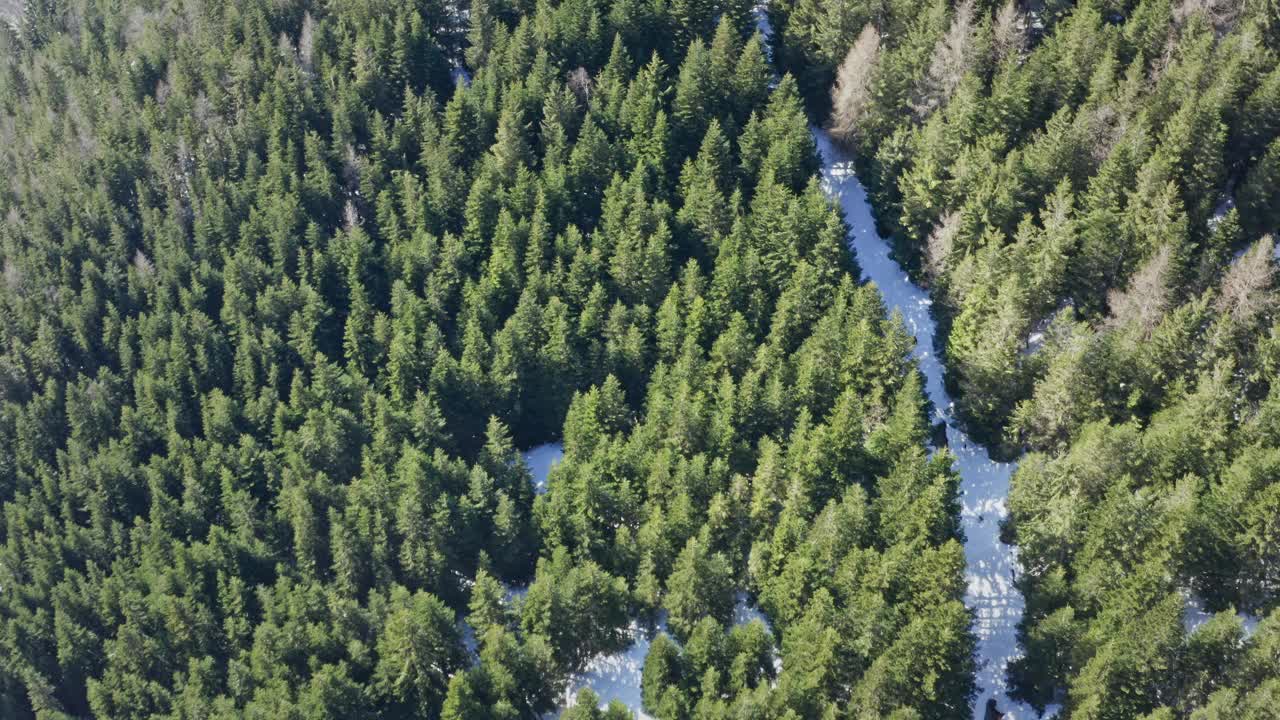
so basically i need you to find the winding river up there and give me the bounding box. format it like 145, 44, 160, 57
531, 134, 1044, 720
814, 130, 1041, 719
536, 12, 1043, 717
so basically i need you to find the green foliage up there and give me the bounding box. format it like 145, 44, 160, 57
0, 0, 969, 718
785, 0, 1280, 715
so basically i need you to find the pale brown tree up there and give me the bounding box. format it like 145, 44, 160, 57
1215, 234, 1275, 323
993, 0, 1026, 64
911, 0, 976, 119
829, 23, 881, 146
1106, 244, 1173, 335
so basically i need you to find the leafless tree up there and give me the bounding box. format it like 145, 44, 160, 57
3, 257, 22, 293
299, 12, 316, 74
1174, 0, 1242, 34
343, 199, 361, 230
1216, 235, 1275, 322
925, 210, 961, 284
154, 65, 173, 105
993, 0, 1027, 64
278, 31, 296, 62
133, 249, 155, 278
829, 24, 881, 146
912, 0, 977, 119
567, 66, 592, 101
343, 144, 363, 193
0, 1, 22, 30
1082, 103, 1125, 165
1107, 244, 1172, 335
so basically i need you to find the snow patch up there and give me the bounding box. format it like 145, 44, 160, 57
753, 4, 774, 63
523, 443, 564, 495
550, 596, 777, 718
1182, 591, 1261, 638
732, 591, 773, 631
733, 592, 783, 675
1208, 194, 1235, 232
814, 128, 1038, 719
1024, 331, 1045, 356
450, 64, 472, 88
555, 616, 667, 719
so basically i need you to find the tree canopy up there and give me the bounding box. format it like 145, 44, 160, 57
0, 1, 973, 718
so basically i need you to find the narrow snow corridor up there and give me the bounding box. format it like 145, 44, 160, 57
814, 130, 1038, 719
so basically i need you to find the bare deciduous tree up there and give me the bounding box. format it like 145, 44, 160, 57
1083, 103, 1124, 165
343, 199, 361, 230
299, 12, 316, 74
1107, 244, 1173, 335
3, 257, 22, 293
925, 209, 961, 283
993, 0, 1026, 64
567, 66, 592, 101
1174, 0, 1243, 34
277, 31, 296, 63
1216, 235, 1275, 322
912, 0, 976, 119
133, 249, 155, 278
829, 24, 881, 146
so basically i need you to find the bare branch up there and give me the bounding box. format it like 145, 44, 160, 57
1216, 235, 1275, 322
912, 0, 977, 119
993, 0, 1027, 64
829, 24, 881, 146
1107, 244, 1173, 335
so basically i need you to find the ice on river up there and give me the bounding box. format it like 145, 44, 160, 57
523, 443, 564, 495
814, 128, 1040, 719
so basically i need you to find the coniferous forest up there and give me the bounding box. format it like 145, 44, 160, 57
0, 1, 1277, 719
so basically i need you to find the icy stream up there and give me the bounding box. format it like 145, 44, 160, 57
814, 130, 1042, 718
526, 11, 1041, 715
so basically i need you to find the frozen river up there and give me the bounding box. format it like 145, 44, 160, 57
527, 11, 1040, 715
814, 130, 1042, 718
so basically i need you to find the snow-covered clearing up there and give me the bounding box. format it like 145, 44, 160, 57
554, 594, 777, 718
815, 129, 1039, 719
556, 616, 665, 719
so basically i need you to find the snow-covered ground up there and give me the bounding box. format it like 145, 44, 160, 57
554, 594, 776, 718
523, 442, 564, 495
815, 129, 1039, 719
557, 616, 666, 719
753, 4, 774, 62
1182, 591, 1261, 637
450, 64, 472, 87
